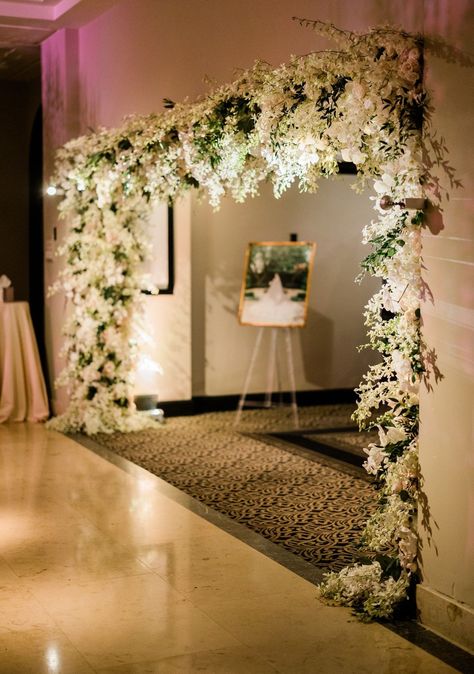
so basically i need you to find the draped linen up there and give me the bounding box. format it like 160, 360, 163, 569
0, 302, 49, 422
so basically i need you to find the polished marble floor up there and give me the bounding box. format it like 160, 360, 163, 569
0, 422, 462, 673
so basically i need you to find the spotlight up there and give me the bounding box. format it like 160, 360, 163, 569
46, 185, 57, 196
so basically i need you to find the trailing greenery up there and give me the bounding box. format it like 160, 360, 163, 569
47, 21, 439, 620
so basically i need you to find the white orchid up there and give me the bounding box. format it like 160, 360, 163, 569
363, 443, 387, 475
47, 22, 428, 619
378, 425, 408, 447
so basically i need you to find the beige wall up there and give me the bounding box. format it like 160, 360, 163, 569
42, 28, 81, 413
137, 196, 192, 401
417, 1, 474, 648
191, 181, 378, 396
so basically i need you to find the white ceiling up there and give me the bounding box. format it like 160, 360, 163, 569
0, 1, 84, 26
0, 0, 120, 79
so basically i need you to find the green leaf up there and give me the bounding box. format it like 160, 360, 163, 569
184, 174, 200, 188
117, 138, 132, 151
411, 211, 424, 226
86, 386, 97, 401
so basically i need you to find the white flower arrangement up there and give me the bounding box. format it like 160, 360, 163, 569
47, 22, 437, 619
321, 561, 411, 621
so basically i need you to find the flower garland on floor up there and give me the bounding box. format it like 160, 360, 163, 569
48, 21, 433, 619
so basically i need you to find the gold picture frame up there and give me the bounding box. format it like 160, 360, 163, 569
238, 241, 317, 328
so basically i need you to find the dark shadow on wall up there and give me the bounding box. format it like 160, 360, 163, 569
29, 105, 50, 396
298, 308, 334, 388
0, 81, 33, 302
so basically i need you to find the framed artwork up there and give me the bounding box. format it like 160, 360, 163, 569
142, 201, 175, 294
238, 241, 317, 327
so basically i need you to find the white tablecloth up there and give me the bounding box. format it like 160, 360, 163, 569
0, 302, 49, 422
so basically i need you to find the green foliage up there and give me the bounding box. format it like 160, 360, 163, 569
246, 245, 311, 290
87, 149, 116, 167
86, 386, 97, 401
361, 219, 408, 275
315, 76, 350, 125
193, 95, 261, 166
117, 138, 132, 151
377, 554, 402, 581
78, 351, 93, 367
291, 292, 307, 301
283, 81, 307, 113
184, 174, 200, 188
383, 439, 410, 462
252, 244, 309, 271
411, 211, 424, 226
114, 397, 129, 408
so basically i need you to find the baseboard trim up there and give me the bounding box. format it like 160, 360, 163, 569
158, 388, 356, 417
417, 584, 474, 655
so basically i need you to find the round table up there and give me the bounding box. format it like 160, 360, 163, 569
0, 302, 49, 422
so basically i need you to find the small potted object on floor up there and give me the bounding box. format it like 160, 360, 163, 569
134, 394, 165, 423
0, 275, 14, 302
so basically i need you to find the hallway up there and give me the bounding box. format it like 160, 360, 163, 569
0, 422, 464, 673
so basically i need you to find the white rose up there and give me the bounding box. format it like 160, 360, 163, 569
341, 148, 352, 162
314, 137, 327, 151
406, 392, 419, 406
391, 349, 412, 381
381, 286, 400, 314
351, 149, 366, 165
386, 426, 407, 444
102, 361, 115, 377
381, 172, 395, 187
298, 135, 319, 165
373, 178, 394, 194
392, 480, 403, 493
347, 81, 365, 99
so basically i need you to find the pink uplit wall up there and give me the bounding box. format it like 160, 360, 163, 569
75, 0, 424, 133
42, 28, 81, 414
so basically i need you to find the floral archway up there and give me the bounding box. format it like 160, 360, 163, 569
47, 21, 436, 620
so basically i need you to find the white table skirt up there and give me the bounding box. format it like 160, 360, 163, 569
0, 302, 49, 422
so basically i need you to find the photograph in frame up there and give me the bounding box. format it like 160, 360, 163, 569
238, 241, 317, 328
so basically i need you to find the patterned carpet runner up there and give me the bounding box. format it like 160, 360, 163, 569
94, 405, 378, 571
